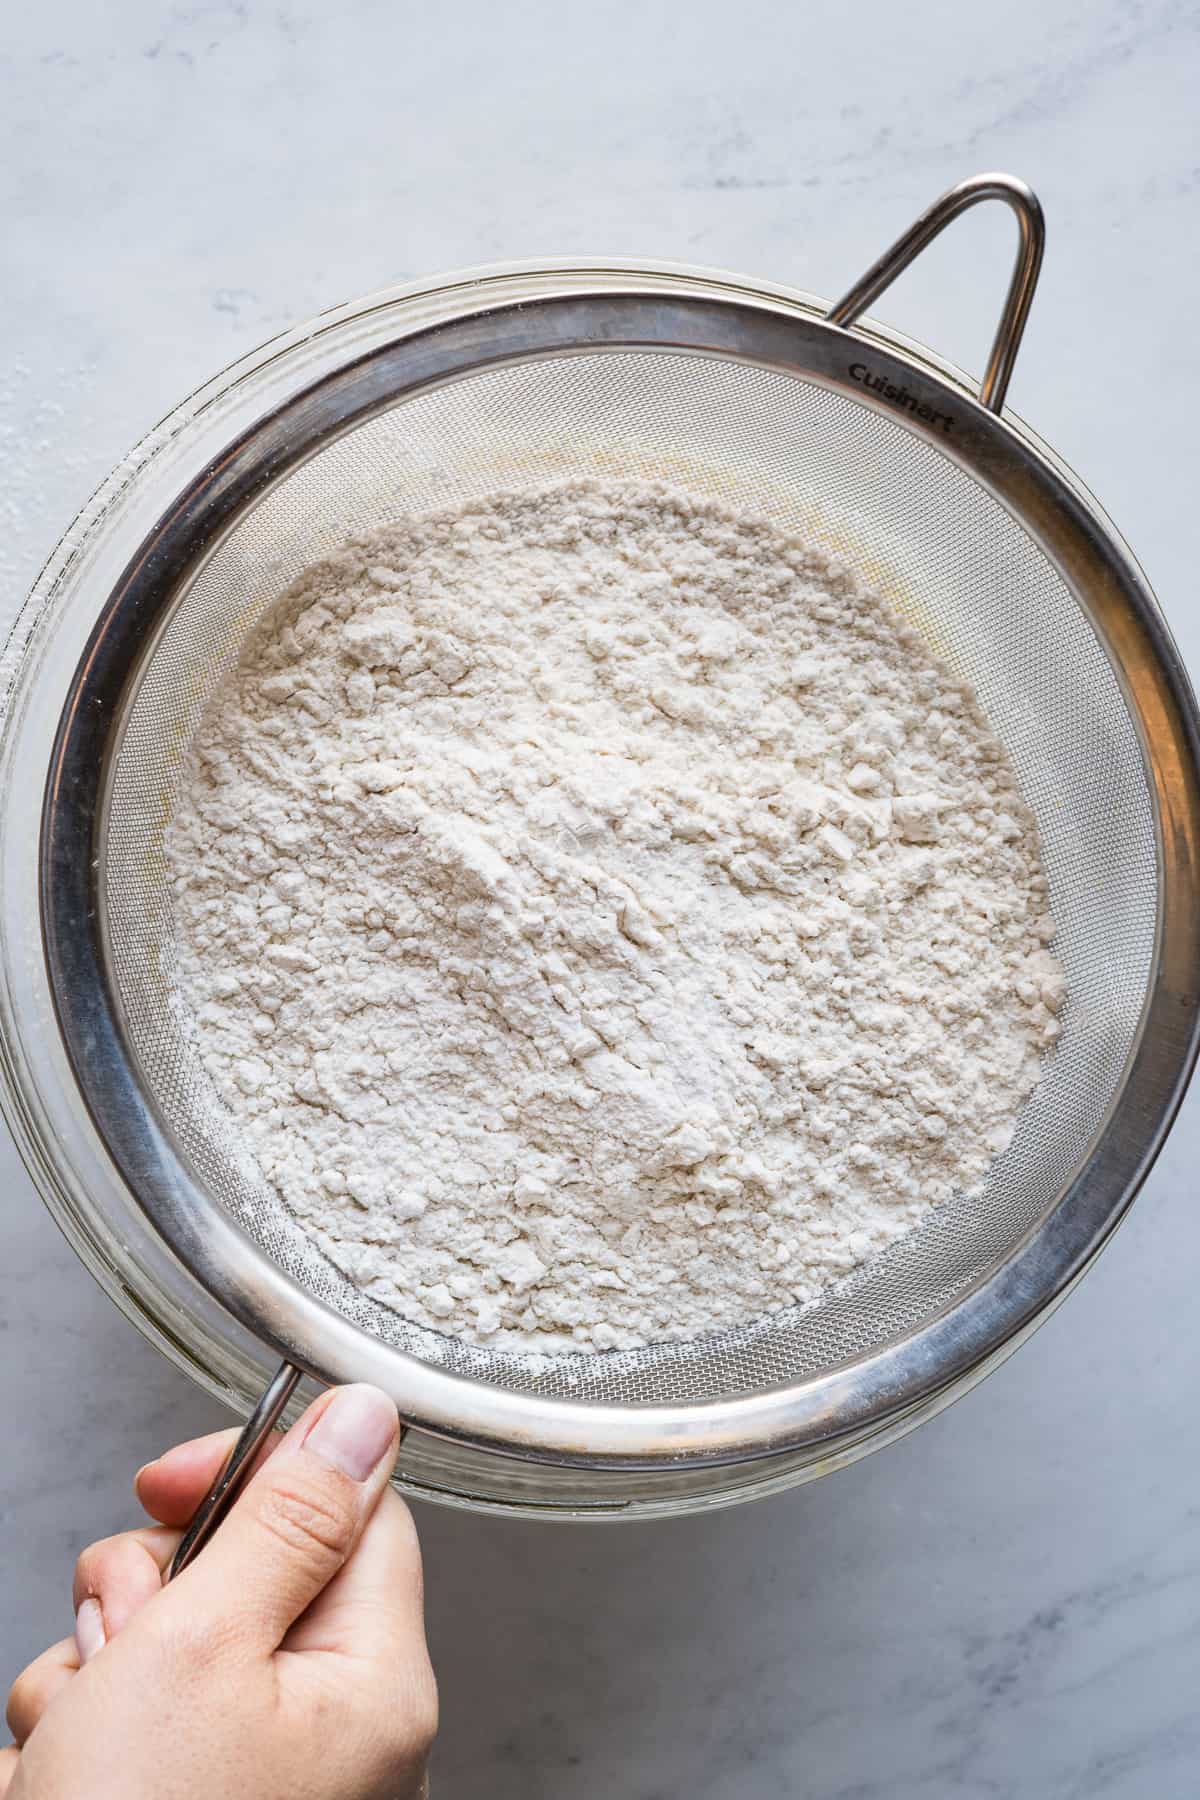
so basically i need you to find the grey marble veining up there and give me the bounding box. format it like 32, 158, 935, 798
3, 2, 1200, 1794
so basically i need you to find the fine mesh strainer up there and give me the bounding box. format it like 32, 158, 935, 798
6, 173, 1200, 1534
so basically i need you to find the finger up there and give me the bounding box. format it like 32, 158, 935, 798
135, 1428, 245, 1527
170, 1385, 400, 1649
6, 1637, 78, 1746
73, 1527, 182, 1644
283, 1486, 427, 1658
0, 1746, 18, 1796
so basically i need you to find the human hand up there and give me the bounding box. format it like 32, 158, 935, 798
3, 1385, 437, 1800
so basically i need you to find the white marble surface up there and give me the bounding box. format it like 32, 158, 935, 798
4, 2, 1200, 1793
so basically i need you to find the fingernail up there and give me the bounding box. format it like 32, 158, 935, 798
75, 1598, 106, 1664
303, 1385, 397, 1482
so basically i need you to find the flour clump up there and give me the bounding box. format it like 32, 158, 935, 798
164, 480, 1062, 1352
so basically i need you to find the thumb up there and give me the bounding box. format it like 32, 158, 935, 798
170, 1384, 400, 1649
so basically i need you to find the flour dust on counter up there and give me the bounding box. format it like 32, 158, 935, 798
163, 480, 1062, 1353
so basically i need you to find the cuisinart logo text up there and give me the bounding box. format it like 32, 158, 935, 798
849, 362, 954, 434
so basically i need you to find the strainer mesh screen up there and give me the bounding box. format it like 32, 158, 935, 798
104, 352, 1157, 1402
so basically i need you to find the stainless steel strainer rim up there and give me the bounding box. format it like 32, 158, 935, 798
34, 209, 1200, 1473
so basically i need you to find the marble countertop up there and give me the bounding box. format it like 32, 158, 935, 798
4, 2, 1200, 1794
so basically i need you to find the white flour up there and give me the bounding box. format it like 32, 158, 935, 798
165, 480, 1063, 1353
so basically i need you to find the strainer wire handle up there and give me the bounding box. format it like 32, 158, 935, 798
826, 172, 1046, 415
169, 1360, 303, 1579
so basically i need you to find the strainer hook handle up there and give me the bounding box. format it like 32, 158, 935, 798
169, 1359, 303, 1579
826, 172, 1045, 415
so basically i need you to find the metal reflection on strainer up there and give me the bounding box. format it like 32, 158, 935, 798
8, 174, 1199, 1537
